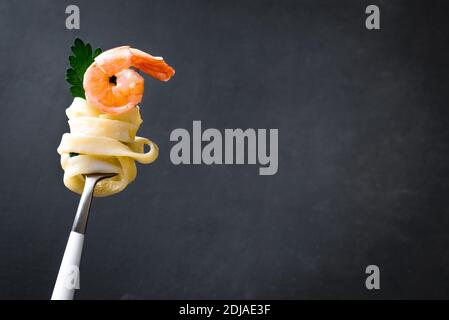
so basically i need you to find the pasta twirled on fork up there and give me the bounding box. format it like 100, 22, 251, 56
57, 98, 159, 197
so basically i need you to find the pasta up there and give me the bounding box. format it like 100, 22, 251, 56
57, 97, 159, 197
58, 42, 174, 196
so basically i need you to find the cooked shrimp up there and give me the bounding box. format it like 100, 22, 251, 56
83, 46, 175, 114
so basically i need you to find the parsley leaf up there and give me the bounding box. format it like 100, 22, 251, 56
66, 38, 102, 99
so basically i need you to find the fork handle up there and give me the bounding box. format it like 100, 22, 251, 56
51, 231, 84, 300
51, 174, 113, 300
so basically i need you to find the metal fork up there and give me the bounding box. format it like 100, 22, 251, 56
51, 173, 117, 300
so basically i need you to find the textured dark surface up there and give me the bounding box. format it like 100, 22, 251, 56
0, 0, 449, 299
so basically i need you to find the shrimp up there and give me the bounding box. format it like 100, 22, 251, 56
83, 46, 175, 114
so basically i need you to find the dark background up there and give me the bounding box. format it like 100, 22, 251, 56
0, 0, 448, 299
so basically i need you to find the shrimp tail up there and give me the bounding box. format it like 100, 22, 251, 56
130, 48, 175, 82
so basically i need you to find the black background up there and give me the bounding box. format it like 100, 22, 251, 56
1, 0, 449, 299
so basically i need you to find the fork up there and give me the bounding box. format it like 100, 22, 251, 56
51, 173, 117, 300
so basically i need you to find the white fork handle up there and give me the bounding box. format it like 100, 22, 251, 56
51, 231, 84, 300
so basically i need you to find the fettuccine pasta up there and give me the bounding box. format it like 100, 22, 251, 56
57, 97, 159, 197
58, 42, 174, 196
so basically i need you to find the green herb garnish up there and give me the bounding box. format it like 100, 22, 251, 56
69, 152, 79, 157
66, 38, 102, 99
